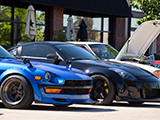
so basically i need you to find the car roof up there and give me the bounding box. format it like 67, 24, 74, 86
8, 41, 70, 50
67, 41, 108, 45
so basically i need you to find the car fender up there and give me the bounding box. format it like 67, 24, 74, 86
84, 66, 125, 89
0, 68, 42, 101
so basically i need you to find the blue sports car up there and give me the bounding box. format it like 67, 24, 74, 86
0, 45, 93, 109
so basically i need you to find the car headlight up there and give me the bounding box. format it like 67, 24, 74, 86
45, 72, 51, 81
153, 71, 160, 78
45, 72, 65, 84
109, 68, 136, 81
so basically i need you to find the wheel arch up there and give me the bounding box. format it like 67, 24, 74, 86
88, 72, 118, 96
0, 69, 42, 101
84, 67, 126, 93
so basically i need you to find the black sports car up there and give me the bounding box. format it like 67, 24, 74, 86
8, 41, 160, 105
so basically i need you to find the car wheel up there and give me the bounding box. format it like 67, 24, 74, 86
90, 74, 115, 105
0, 75, 34, 109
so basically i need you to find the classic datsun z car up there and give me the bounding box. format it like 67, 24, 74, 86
0, 45, 93, 109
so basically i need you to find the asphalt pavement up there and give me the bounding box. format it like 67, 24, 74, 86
0, 101, 160, 120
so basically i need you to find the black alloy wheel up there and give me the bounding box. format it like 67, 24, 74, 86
0, 75, 34, 109
90, 74, 115, 105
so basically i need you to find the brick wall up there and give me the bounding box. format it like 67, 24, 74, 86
50, 7, 64, 40
115, 18, 126, 50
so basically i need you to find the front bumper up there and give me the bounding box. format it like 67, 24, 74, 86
118, 88, 160, 102
117, 76, 160, 102
37, 84, 93, 105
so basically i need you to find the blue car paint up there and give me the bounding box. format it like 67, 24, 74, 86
0, 58, 93, 105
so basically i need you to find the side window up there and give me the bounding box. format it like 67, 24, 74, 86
10, 48, 18, 56
22, 44, 56, 57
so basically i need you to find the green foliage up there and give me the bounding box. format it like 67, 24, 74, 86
130, 0, 160, 25
35, 11, 45, 41
0, 6, 12, 45
0, 6, 45, 45
53, 29, 67, 42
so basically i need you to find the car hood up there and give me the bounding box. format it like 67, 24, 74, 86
0, 59, 91, 80
108, 59, 159, 74
116, 20, 160, 60
72, 60, 155, 77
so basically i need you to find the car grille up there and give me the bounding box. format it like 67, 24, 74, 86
140, 89, 160, 99
61, 89, 89, 95
60, 80, 92, 95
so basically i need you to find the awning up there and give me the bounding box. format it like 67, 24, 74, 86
2, 0, 131, 17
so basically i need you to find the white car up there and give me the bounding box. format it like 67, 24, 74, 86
68, 20, 160, 78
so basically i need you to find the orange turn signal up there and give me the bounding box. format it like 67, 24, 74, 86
45, 88, 61, 94
153, 71, 160, 78
88, 88, 92, 94
35, 76, 41, 80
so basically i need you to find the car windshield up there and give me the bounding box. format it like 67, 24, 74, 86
55, 44, 98, 60
89, 44, 118, 59
0, 46, 14, 59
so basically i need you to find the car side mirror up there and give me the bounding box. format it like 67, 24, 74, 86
46, 54, 58, 60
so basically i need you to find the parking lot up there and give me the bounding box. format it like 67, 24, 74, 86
0, 101, 160, 120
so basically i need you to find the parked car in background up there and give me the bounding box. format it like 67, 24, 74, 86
68, 42, 160, 77
0, 45, 93, 109
68, 20, 160, 77
8, 41, 160, 105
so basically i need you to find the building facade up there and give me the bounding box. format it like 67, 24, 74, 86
0, 0, 131, 50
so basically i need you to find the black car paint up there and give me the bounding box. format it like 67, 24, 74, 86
8, 42, 160, 103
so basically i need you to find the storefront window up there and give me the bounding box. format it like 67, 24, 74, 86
88, 31, 101, 42
103, 32, 109, 43
63, 14, 109, 42
104, 18, 109, 31
0, 5, 45, 46
92, 18, 101, 31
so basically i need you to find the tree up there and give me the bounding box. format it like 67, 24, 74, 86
130, 0, 160, 25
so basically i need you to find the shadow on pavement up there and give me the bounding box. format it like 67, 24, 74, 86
0, 102, 116, 112
96, 102, 160, 108
1, 101, 160, 111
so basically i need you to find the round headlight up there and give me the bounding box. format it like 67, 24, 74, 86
45, 72, 51, 81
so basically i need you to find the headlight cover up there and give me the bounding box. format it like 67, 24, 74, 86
45, 72, 65, 85
45, 72, 51, 81
109, 68, 137, 81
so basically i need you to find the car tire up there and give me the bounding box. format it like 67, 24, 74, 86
90, 74, 115, 105
0, 75, 34, 109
